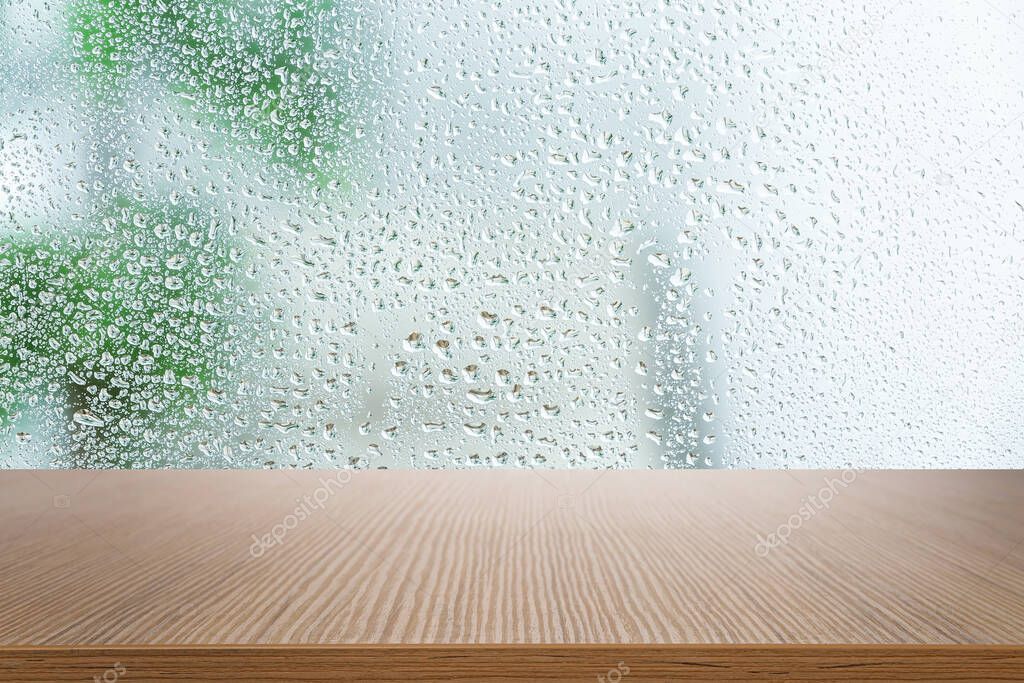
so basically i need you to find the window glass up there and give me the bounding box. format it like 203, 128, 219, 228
2, 1, 1022, 468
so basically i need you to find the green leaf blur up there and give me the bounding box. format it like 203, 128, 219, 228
3, 0, 359, 465
69, 0, 350, 184
0, 198, 246, 466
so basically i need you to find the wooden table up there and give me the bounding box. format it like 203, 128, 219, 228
1, 470, 1022, 680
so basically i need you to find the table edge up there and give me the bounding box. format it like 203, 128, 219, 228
3, 643, 1023, 681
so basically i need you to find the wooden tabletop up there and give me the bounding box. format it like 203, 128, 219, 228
2, 470, 1023, 680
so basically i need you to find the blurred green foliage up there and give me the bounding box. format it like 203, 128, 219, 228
69, 0, 349, 183
0, 198, 246, 466
2, 0, 355, 464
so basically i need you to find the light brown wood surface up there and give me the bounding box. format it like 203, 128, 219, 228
1, 470, 1023, 680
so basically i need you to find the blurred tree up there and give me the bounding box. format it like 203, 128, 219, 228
69, 0, 351, 184
0, 197, 246, 467
0, 0, 360, 464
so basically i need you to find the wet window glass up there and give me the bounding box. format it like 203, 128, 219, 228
2, 1, 1022, 468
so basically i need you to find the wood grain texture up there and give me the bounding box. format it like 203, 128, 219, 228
1, 471, 1023, 680
3, 645, 1024, 681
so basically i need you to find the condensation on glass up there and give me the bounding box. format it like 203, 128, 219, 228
1, 1, 1022, 468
